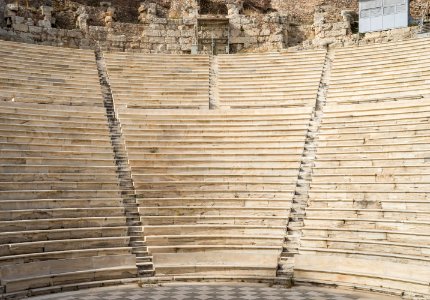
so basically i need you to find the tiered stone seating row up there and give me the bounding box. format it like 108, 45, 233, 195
0, 102, 137, 296
117, 107, 313, 280
294, 99, 430, 297
104, 53, 210, 109
0, 40, 103, 107
217, 50, 326, 108
327, 37, 430, 105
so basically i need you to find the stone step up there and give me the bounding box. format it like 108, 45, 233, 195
136, 256, 153, 263
131, 242, 147, 248
138, 269, 155, 277
134, 250, 150, 256
136, 262, 154, 269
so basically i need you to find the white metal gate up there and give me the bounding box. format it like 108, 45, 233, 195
359, 0, 409, 33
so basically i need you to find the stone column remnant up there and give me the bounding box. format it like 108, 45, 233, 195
39, 5, 55, 28
101, 2, 116, 28
4, 3, 18, 27
76, 6, 89, 32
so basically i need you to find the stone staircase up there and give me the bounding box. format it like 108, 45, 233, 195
95, 48, 155, 277
276, 47, 334, 280
209, 55, 219, 109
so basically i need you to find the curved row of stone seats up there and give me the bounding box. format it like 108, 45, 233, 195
217, 50, 326, 109
117, 107, 313, 281
0, 102, 137, 297
104, 53, 210, 109
327, 37, 430, 105
0, 40, 103, 107
294, 99, 430, 298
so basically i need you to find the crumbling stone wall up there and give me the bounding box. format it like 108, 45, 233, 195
0, 0, 424, 53
273, 0, 430, 24
311, 5, 355, 47
229, 13, 288, 52
0, 0, 289, 53
0, 0, 5, 27
227, 0, 287, 52
88, 19, 195, 53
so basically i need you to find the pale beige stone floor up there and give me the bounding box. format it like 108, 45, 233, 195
29, 283, 402, 300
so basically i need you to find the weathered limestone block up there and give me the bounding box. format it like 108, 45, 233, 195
25, 18, 34, 26
41, 6, 53, 17
164, 36, 176, 43
246, 27, 260, 36
167, 43, 181, 51
148, 36, 164, 43
231, 36, 257, 45
38, 19, 51, 28
313, 37, 336, 47
326, 28, 347, 37
138, 2, 157, 23
314, 6, 327, 27
75, 6, 89, 32
143, 29, 163, 37
29, 25, 42, 33
153, 43, 166, 52
341, 10, 355, 24
168, 0, 198, 20
12, 22, 28, 32
67, 29, 84, 39
39, 6, 55, 28
4, 3, 18, 18
226, 0, 244, 17
166, 29, 180, 37
4, 3, 18, 27
180, 29, 194, 37
268, 34, 283, 42
312, 5, 351, 47
184, 0, 198, 25
101, 3, 116, 28
13, 15, 24, 24
332, 21, 350, 30
0, 0, 5, 24
107, 34, 126, 42
152, 17, 167, 24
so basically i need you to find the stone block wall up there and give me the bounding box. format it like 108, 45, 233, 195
229, 13, 288, 52
0, 1, 290, 53
140, 19, 195, 53
287, 4, 419, 50
0, 0, 5, 28
0, 1, 423, 54
0, 25, 92, 48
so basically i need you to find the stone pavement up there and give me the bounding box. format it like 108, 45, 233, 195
30, 284, 401, 300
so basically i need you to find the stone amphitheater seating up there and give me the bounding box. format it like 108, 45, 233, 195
217, 50, 326, 108
0, 40, 103, 107
3, 35, 430, 299
104, 53, 210, 109
117, 107, 313, 280
327, 37, 430, 105
0, 102, 137, 296
294, 99, 430, 297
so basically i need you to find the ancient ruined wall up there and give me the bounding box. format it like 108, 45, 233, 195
0, 0, 5, 27
229, 13, 288, 52
0, 0, 425, 53
0, 25, 92, 48
274, 0, 430, 24
0, 0, 289, 53
89, 19, 195, 53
